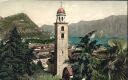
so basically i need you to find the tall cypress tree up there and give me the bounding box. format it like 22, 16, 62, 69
0, 27, 35, 80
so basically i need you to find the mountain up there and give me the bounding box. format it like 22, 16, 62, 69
0, 13, 49, 39
69, 15, 127, 37
40, 24, 54, 33
41, 15, 127, 37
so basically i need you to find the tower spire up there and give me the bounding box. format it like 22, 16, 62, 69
61, 0, 63, 8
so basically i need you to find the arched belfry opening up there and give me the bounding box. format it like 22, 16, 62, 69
62, 17, 63, 21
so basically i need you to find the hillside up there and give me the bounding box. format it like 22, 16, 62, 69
41, 15, 127, 37
0, 13, 49, 39
0, 16, 3, 20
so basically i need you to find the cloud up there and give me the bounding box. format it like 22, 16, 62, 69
0, 0, 9, 2
0, 1, 127, 26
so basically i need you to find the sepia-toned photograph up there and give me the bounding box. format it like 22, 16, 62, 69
0, 0, 127, 80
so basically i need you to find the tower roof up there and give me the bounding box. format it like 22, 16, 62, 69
57, 8, 65, 14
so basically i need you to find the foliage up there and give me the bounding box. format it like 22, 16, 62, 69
0, 27, 36, 80
0, 13, 49, 39
69, 31, 128, 80
37, 60, 45, 70
32, 71, 60, 80
69, 31, 104, 80
25, 38, 55, 44
100, 39, 128, 80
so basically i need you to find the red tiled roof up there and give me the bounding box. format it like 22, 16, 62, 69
57, 8, 65, 14
63, 67, 73, 76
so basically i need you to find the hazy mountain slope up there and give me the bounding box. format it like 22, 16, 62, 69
40, 24, 54, 33
69, 15, 127, 37
41, 15, 127, 37
0, 13, 49, 39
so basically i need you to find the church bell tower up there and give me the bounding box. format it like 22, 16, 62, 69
54, 7, 69, 77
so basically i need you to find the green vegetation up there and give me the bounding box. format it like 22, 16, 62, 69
25, 38, 55, 44
0, 26, 58, 80
32, 71, 60, 80
102, 39, 128, 80
37, 60, 45, 70
0, 27, 36, 80
0, 13, 49, 39
68, 31, 128, 80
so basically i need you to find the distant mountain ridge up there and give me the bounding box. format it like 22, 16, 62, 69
41, 15, 127, 37
0, 13, 49, 39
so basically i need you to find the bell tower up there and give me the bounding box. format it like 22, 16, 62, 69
54, 6, 69, 77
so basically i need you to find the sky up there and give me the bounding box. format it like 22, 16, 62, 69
0, 0, 127, 26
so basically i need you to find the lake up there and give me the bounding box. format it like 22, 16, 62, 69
69, 36, 127, 46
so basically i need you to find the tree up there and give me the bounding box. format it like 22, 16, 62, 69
68, 31, 128, 80
0, 27, 35, 80
37, 60, 44, 70
69, 31, 104, 80
0, 40, 4, 62
101, 39, 128, 80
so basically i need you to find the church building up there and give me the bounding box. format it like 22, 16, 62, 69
54, 7, 69, 77
48, 4, 73, 79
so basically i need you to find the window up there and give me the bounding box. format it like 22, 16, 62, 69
61, 33, 64, 38
62, 50, 64, 54
59, 17, 61, 21
62, 17, 63, 21
61, 26, 64, 31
